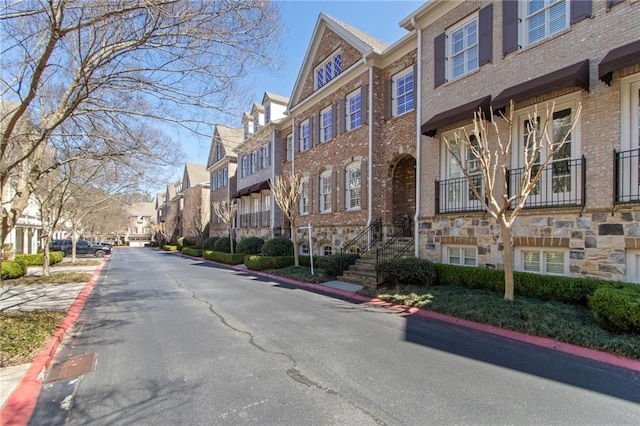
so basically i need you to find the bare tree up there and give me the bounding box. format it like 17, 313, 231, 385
0, 0, 281, 250
212, 199, 237, 254
443, 100, 581, 301
270, 174, 303, 266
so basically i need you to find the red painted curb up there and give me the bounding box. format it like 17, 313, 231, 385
191, 255, 640, 373
1, 259, 107, 426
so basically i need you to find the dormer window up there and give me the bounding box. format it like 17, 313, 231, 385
215, 143, 225, 161
314, 51, 342, 90
265, 104, 271, 124
244, 121, 254, 139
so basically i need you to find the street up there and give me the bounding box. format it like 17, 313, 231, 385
30, 248, 640, 425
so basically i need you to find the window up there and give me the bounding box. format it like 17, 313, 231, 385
215, 143, 225, 161
262, 144, 271, 168
299, 243, 310, 255
523, 0, 568, 46
513, 96, 581, 207
346, 91, 362, 131
320, 107, 333, 142
446, 15, 478, 80
254, 113, 261, 132
241, 155, 248, 178
393, 68, 415, 116
517, 248, 568, 275
346, 163, 361, 209
212, 173, 218, 190
300, 178, 309, 214
320, 171, 332, 213
300, 120, 311, 152
251, 151, 258, 174
616, 75, 640, 203
626, 250, 640, 284
321, 246, 333, 256
444, 246, 477, 266
244, 121, 254, 139
265, 104, 271, 124
218, 170, 224, 188
286, 134, 293, 161
223, 167, 228, 186
439, 130, 483, 212
314, 51, 342, 90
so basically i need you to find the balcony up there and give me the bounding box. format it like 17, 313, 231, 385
436, 156, 585, 214
508, 156, 585, 209
239, 211, 271, 228
615, 149, 640, 203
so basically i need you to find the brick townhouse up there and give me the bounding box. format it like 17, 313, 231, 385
207, 124, 243, 237
402, 0, 640, 282
283, 13, 418, 258
233, 93, 290, 240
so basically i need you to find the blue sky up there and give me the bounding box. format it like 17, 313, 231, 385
178, 0, 423, 169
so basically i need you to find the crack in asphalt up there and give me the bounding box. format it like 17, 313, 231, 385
168, 272, 388, 425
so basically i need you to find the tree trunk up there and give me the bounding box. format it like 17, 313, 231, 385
229, 226, 234, 254
291, 224, 299, 266
42, 247, 51, 277
500, 220, 515, 301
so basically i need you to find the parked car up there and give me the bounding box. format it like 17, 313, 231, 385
49, 239, 111, 258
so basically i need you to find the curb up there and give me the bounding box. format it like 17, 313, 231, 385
0, 258, 107, 426
189, 254, 640, 373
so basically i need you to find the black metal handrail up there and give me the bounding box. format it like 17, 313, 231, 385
375, 223, 414, 283
614, 149, 640, 204
436, 175, 485, 214
341, 218, 382, 256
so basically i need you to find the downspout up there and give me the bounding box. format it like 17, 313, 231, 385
412, 19, 422, 257
270, 127, 275, 234
291, 117, 296, 174
365, 54, 374, 228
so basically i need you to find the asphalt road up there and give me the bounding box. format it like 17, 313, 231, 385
30, 248, 640, 425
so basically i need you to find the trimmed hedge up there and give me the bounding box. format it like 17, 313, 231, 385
589, 285, 640, 334
262, 238, 293, 256
177, 237, 186, 251
315, 253, 360, 277
213, 237, 232, 253
434, 264, 610, 306
377, 257, 438, 287
162, 245, 178, 251
244, 255, 314, 271
203, 250, 245, 265
202, 237, 220, 250
15, 252, 64, 266
182, 247, 203, 257
236, 237, 265, 255
1, 260, 27, 279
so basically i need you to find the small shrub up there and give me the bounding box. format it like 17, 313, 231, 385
245, 255, 295, 271
1, 261, 26, 279
177, 237, 186, 251
162, 245, 178, 251
49, 251, 64, 264
589, 285, 640, 334
15, 254, 43, 266
377, 257, 437, 288
203, 250, 245, 265
236, 237, 265, 255
315, 253, 360, 277
182, 247, 203, 257
262, 237, 293, 256
202, 237, 220, 250
213, 237, 232, 253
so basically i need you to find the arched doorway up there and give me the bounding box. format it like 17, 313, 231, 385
390, 155, 417, 230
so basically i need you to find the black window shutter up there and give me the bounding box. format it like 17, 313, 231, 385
570, 0, 592, 25
332, 103, 338, 137
294, 124, 299, 153
339, 99, 346, 133
384, 79, 392, 119
434, 33, 446, 87
502, 0, 519, 57
478, 4, 493, 66
361, 85, 369, 124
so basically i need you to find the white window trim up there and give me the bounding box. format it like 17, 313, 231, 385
519, 0, 569, 48
345, 162, 362, 210
314, 50, 343, 90
320, 106, 333, 143
300, 119, 311, 152
320, 171, 332, 213
346, 90, 362, 131
299, 177, 309, 215
445, 13, 478, 82
620, 73, 640, 152
286, 134, 293, 161
510, 93, 582, 202
392, 67, 415, 117
443, 245, 478, 266
515, 247, 569, 276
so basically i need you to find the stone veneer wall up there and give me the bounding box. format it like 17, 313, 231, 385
418, 209, 640, 282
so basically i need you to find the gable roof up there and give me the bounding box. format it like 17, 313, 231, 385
263, 92, 290, 105
181, 163, 208, 190
289, 13, 389, 108
207, 125, 243, 168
